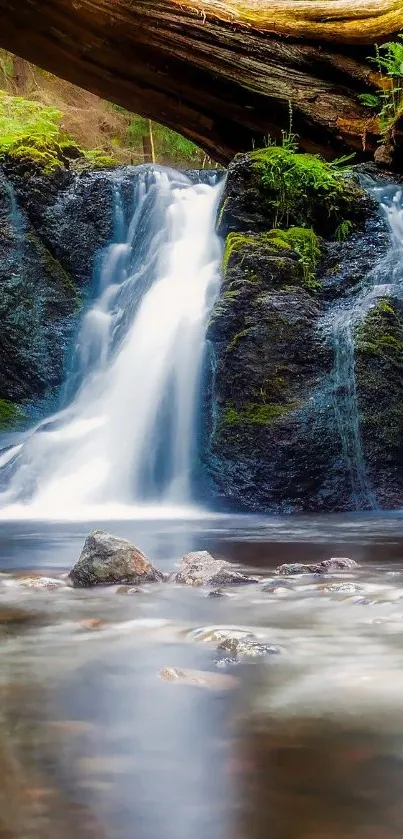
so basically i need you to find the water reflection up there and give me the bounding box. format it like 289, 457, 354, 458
0, 515, 403, 837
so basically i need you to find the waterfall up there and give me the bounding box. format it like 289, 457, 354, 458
0, 166, 223, 519
323, 183, 403, 510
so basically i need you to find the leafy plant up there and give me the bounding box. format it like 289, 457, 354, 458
365, 36, 403, 135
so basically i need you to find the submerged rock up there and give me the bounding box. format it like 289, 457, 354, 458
277, 557, 358, 576
159, 667, 237, 690
174, 550, 258, 587
216, 636, 278, 661
69, 530, 163, 588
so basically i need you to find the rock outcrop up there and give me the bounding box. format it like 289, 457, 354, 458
0, 152, 117, 419
174, 550, 258, 586
203, 148, 395, 512
69, 530, 163, 587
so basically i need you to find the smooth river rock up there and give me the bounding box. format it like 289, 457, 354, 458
277, 558, 358, 576
69, 530, 163, 588
174, 550, 258, 587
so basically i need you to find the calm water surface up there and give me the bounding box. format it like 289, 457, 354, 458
1, 512, 403, 839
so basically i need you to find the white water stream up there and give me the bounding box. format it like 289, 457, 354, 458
0, 167, 223, 519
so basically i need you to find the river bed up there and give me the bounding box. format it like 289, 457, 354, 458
1, 512, 403, 838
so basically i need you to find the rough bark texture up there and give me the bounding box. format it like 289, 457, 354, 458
0, 1, 401, 163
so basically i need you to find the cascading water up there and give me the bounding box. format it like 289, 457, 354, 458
323, 182, 403, 510
0, 166, 223, 519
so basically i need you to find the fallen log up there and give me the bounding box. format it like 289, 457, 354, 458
0, 0, 401, 162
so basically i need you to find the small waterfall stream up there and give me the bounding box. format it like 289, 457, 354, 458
0, 167, 223, 518
324, 183, 403, 510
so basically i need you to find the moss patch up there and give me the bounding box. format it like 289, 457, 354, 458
222, 227, 321, 290
355, 298, 403, 361
222, 401, 297, 427
0, 399, 25, 430
248, 146, 356, 237
0, 91, 118, 173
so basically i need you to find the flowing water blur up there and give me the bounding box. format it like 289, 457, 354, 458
0, 167, 222, 518
0, 514, 402, 838
0, 168, 403, 837
323, 183, 403, 510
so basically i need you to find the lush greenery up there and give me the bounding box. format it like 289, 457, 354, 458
359, 36, 403, 135
0, 90, 117, 171
250, 145, 354, 235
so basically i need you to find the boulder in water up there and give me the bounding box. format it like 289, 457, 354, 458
174, 550, 258, 587
69, 530, 163, 587
277, 557, 357, 576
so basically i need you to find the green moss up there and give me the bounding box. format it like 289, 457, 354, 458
227, 328, 252, 352
25, 231, 79, 302
265, 227, 321, 289
222, 401, 297, 427
0, 399, 25, 430
247, 146, 356, 236
222, 227, 321, 290
355, 299, 403, 362
0, 91, 118, 174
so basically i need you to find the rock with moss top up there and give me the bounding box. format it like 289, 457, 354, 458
69, 530, 163, 587
203, 148, 384, 513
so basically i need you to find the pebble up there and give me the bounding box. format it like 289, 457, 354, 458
159, 667, 238, 690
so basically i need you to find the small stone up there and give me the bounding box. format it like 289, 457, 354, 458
15, 575, 67, 590
277, 557, 357, 576
324, 582, 360, 594
116, 586, 144, 595
174, 550, 258, 587
79, 619, 104, 630
216, 636, 279, 660
69, 530, 163, 587
159, 667, 237, 690
208, 588, 229, 598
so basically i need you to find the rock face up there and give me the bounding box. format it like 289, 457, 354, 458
0, 154, 116, 417
203, 149, 394, 512
174, 550, 258, 587
69, 530, 163, 587
277, 558, 358, 575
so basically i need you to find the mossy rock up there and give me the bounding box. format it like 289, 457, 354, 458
222, 227, 321, 291
218, 149, 371, 242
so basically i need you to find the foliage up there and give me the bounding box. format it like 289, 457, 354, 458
265, 227, 321, 288
250, 146, 354, 235
0, 91, 62, 153
126, 115, 203, 165
335, 219, 354, 241
0, 399, 25, 430
365, 36, 403, 135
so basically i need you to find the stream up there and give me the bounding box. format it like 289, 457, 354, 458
1, 513, 403, 838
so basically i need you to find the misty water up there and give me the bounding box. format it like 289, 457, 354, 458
1, 168, 403, 838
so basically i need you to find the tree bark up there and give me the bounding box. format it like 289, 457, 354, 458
0, 0, 401, 163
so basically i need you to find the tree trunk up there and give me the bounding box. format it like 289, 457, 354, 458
0, 0, 401, 163
12, 55, 29, 92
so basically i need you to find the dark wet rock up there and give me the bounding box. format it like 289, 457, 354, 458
202, 150, 391, 514
69, 530, 163, 588
277, 557, 357, 575
116, 586, 146, 595
174, 550, 258, 587
0, 155, 116, 410
354, 297, 403, 509
208, 588, 229, 598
